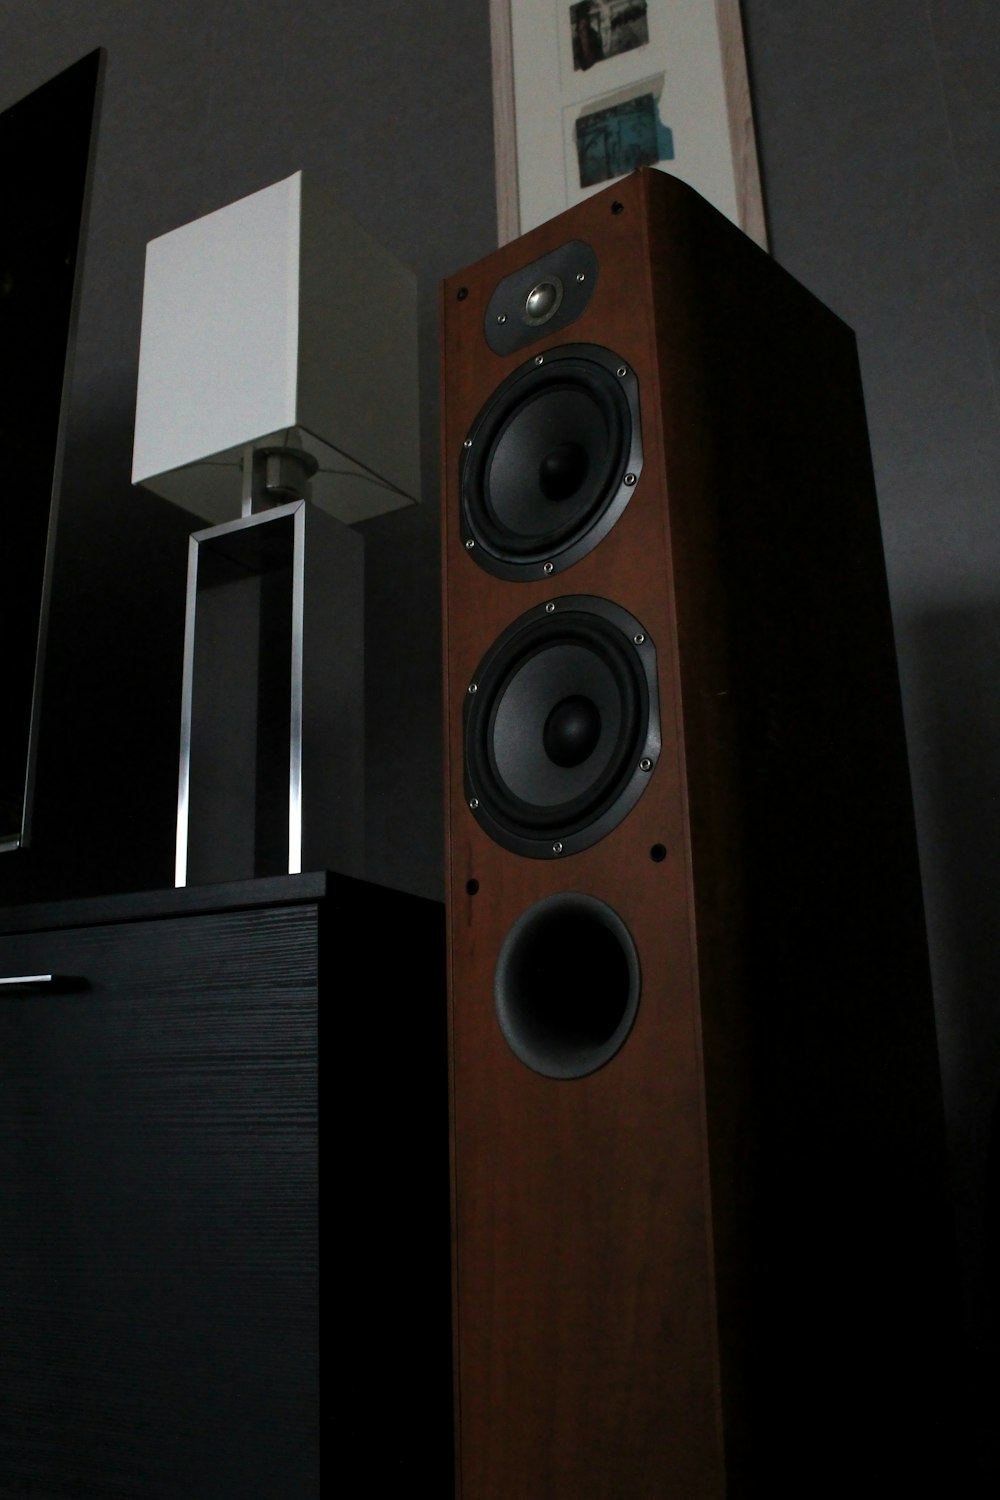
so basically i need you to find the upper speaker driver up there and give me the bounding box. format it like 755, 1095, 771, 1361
460, 344, 642, 581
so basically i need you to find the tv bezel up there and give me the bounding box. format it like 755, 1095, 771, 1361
0, 49, 104, 852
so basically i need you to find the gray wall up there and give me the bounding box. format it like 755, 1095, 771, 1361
741, 2, 1000, 1485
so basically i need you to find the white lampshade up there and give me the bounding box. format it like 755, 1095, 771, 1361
132, 171, 420, 525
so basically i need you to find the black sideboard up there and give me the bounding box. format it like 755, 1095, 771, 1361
0, 872, 449, 1499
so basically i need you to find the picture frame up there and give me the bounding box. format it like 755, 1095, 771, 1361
490, 0, 767, 248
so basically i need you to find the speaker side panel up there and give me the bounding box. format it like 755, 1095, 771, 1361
441, 174, 727, 1498
643, 184, 963, 1488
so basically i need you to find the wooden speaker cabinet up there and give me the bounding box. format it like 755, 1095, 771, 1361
439, 169, 961, 1498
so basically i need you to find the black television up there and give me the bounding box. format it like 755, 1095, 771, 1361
0, 49, 103, 850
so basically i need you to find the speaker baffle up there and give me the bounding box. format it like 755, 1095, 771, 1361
494, 892, 640, 1079
464, 596, 660, 858
460, 344, 642, 581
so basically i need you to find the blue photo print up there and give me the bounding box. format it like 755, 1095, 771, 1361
575, 91, 674, 189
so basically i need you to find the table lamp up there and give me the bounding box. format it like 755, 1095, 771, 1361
131, 171, 419, 886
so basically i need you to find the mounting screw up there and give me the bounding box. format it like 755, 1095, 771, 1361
617, 366, 628, 377
639, 757, 653, 772
469, 797, 479, 809
545, 601, 556, 613
457, 287, 469, 301
633, 632, 645, 645
468, 682, 478, 694
465, 538, 475, 550
576, 271, 586, 282
497, 313, 507, 324
624, 473, 637, 486
552, 841, 564, 855
543, 561, 554, 575
611, 200, 624, 215
534, 354, 544, 365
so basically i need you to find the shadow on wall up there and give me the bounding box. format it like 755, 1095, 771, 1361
908, 600, 1000, 1492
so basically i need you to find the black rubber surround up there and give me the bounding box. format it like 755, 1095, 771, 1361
494, 892, 641, 1079
464, 597, 660, 858
460, 344, 642, 581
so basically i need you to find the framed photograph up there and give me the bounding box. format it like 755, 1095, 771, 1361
490, 0, 766, 247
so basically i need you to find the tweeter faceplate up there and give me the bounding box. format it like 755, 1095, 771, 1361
484, 239, 598, 355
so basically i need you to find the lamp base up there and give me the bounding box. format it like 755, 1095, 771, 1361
175, 499, 364, 886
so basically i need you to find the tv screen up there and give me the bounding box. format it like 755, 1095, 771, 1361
0, 49, 102, 850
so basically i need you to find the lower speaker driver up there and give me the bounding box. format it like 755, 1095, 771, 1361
464, 597, 660, 858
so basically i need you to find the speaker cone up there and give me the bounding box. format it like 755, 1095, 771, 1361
460, 344, 642, 581
464, 597, 660, 858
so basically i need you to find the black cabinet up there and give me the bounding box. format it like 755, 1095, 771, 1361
0, 873, 448, 1499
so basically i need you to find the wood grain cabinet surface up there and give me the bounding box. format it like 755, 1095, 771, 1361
0, 873, 449, 1500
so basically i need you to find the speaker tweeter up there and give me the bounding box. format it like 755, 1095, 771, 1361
484, 238, 599, 355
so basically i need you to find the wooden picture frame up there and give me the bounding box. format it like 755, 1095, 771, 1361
490, 0, 767, 248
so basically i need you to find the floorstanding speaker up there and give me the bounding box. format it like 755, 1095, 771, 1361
439, 169, 963, 1499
